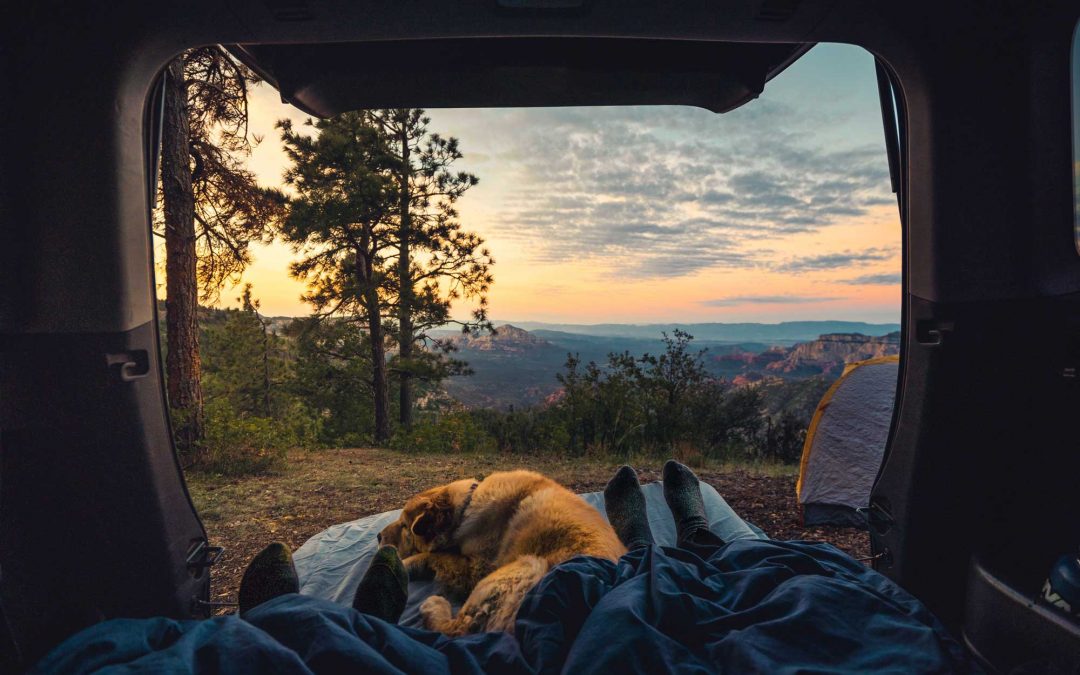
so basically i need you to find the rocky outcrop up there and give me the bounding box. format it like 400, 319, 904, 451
715, 332, 899, 379
450, 324, 554, 354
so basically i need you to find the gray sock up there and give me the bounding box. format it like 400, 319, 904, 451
352, 545, 408, 623
238, 542, 299, 616
604, 466, 654, 550
662, 460, 711, 545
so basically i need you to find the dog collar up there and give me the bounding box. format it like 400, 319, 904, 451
457, 481, 479, 522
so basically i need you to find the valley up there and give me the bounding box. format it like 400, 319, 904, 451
437, 322, 900, 410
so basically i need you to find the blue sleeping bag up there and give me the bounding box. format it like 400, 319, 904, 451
31, 539, 978, 674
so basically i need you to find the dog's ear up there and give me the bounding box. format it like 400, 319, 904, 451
409, 492, 453, 540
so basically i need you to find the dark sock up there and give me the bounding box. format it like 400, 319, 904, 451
604, 465, 654, 550
662, 460, 720, 546
352, 545, 408, 623
238, 542, 299, 616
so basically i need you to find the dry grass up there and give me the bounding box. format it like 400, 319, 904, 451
186, 448, 869, 607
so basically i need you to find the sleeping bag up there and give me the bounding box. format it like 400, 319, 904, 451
31, 538, 979, 674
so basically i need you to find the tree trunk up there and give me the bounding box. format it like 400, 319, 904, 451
396, 119, 414, 429
161, 56, 205, 458
357, 249, 390, 444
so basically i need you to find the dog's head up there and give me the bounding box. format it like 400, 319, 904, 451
378, 478, 477, 557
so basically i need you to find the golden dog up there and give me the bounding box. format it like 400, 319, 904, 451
378, 470, 625, 635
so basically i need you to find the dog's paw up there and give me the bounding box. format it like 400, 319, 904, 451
402, 554, 434, 581
419, 594, 453, 630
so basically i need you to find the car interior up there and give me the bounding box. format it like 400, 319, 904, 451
1, 0, 1079, 671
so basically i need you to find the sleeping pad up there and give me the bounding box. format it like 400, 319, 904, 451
31, 539, 979, 674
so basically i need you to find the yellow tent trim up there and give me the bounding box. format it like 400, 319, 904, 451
795, 355, 900, 500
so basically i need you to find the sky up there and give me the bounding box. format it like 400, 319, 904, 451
181, 43, 903, 324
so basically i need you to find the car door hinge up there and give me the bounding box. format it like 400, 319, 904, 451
857, 501, 896, 535
186, 540, 224, 572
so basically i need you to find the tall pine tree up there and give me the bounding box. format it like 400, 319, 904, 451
366, 109, 494, 428
278, 110, 495, 440
158, 47, 285, 457
277, 113, 396, 442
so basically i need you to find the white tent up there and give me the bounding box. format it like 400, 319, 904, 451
796, 356, 899, 528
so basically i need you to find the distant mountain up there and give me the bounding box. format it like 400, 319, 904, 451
528, 330, 766, 361
441, 325, 901, 410
501, 321, 900, 345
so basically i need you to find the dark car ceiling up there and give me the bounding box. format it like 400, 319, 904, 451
228, 38, 813, 116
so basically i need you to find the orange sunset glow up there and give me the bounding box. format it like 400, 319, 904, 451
159, 43, 901, 324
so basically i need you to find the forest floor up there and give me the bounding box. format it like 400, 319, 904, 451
186, 447, 870, 608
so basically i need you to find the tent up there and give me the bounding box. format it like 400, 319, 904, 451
796, 356, 899, 528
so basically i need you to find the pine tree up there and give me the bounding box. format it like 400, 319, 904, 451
202, 285, 285, 418
365, 109, 494, 428
277, 110, 494, 441
159, 46, 285, 458
286, 317, 378, 446
277, 113, 396, 442
240, 285, 273, 417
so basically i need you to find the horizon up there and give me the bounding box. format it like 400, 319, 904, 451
158, 42, 902, 324
321, 317, 899, 328
465, 318, 899, 326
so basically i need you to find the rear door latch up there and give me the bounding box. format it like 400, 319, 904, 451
186, 540, 224, 573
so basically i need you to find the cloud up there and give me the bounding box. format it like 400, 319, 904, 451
701, 295, 845, 307
471, 102, 895, 278
840, 273, 902, 285
772, 248, 895, 273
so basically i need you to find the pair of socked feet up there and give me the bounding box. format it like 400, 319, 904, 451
237, 460, 716, 623
237, 539, 410, 620
604, 460, 718, 550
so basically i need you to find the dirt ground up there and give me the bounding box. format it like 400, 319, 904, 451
186, 448, 871, 607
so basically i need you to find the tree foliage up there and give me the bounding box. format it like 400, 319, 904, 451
196, 287, 316, 475
179, 48, 287, 298
186, 302, 812, 470
287, 318, 380, 447
393, 331, 804, 462
202, 285, 289, 417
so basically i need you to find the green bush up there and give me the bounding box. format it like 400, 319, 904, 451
468, 408, 570, 454
755, 411, 808, 464
276, 400, 322, 449
550, 332, 780, 460
197, 400, 297, 475
390, 411, 497, 454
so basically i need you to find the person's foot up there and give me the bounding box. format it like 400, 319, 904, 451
352, 545, 408, 623
238, 542, 299, 616
662, 460, 713, 545
604, 465, 654, 550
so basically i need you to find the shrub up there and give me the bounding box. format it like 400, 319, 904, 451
197, 400, 297, 475
279, 400, 322, 449
756, 411, 808, 464
469, 408, 571, 454
390, 411, 497, 454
